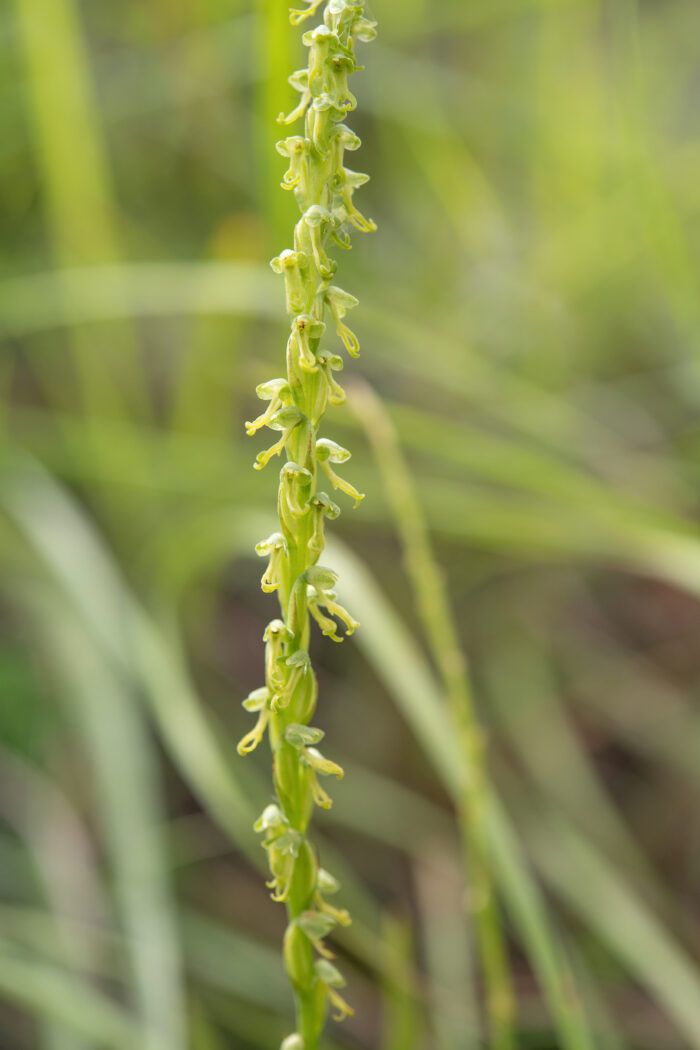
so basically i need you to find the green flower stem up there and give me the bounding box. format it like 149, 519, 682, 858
238, 3, 377, 1047
350, 381, 517, 1050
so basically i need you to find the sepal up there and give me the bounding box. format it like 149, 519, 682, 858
285, 723, 325, 748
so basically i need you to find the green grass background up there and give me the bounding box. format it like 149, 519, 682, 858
1, 0, 700, 1046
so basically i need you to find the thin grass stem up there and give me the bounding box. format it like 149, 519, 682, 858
350, 380, 516, 1050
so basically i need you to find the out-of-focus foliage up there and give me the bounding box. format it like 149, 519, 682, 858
2, 0, 700, 1047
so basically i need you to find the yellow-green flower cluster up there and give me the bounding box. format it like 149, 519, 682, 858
238, 2, 376, 1046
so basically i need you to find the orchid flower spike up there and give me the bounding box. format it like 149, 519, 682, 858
240, 0, 376, 1040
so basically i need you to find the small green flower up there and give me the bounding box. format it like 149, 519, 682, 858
280, 1035, 305, 1050
323, 286, 361, 355
308, 492, 340, 554
316, 352, 346, 406
280, 461, 313, 520
288, 313, 326, 373
315, 959, 354, 1021
246, 378, 292, 436
316, 438, 364, 504
277, 135, 311, 202
271, 249, 311, 314
256, 532, 288, 593
237, 687, 271, 755
254, 406, 304, 470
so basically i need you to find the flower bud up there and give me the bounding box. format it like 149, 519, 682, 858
280, 1036, 304, 1050
287, 838, 318, 914
284, 923, 315, 992
254, 804, 285, 835
283, 650, 318, 723
317, 868, 341, 895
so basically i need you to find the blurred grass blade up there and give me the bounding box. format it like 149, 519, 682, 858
1, 455, 260, 858
12, 0, 144, 419
484, 799, 594, 1050
0, 459, 416, 1002
483, 632, 654, 881
183, 913, 288, 1014
529, 812, 700, 1049
12, 0, 120, 264
0, 264, 278, 339
254, 0, 298, 245
27, 592, 188, 1050
0, 749, 104, 1050
351, 380, 514, 1049
565, 938, 629, 1050
325, 537, 595, 1050
330, 529, 700, 1046
0, 941, 146, 1050
413, 844, 481, 1049
380, 917, 424, 1050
